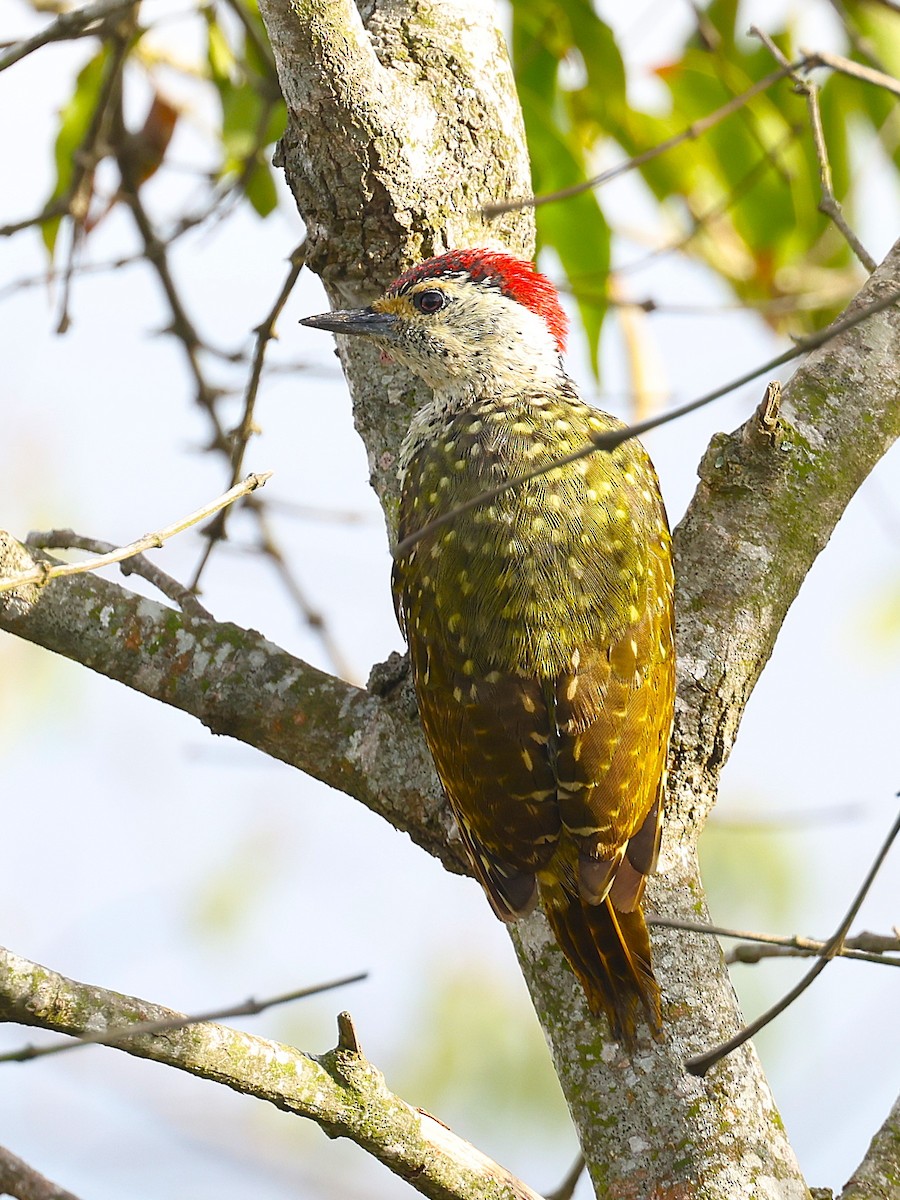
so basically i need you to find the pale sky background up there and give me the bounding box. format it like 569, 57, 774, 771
1, 0, 898, 1197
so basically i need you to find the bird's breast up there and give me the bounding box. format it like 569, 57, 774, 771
395, 395, 666, 680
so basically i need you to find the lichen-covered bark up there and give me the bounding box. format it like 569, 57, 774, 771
0, 948, 543, 1200
258, 0, 534, 521
0, 533, 456, 873
670, 254, 900, 837
840, 1094, 900, 1200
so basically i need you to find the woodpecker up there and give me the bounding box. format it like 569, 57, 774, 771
302, 249, 675, 1047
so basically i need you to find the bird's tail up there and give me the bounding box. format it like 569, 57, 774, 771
544, 891, 661, 1050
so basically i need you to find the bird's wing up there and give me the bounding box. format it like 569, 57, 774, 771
552, 529, 674, 910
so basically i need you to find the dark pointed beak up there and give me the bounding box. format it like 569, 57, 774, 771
300, 307, 400, 341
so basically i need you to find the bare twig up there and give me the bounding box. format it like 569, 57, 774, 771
0, 948, 545, 1200
0, 473, 271, 593
0, 1145, 83, 1200
113, 152, 348, 670
647, 916, 900, 968
685, 805, 900, 1076
804, 45, 900, 98
117, 171, 226, 419
176, 239, 354, 678
545, 1154, 585, 1200
485, 58, 812, 215
189, 241, 307, 590
726, 937, 900, 967
751, 27, 877, 272
0, 199, 70, 239
823, 0, 894, 75
0, 970, 367, 1063
233, 240, 308, 476
0, 0, 135, 73
393, 285, 900, 560
24, 530, 214, 618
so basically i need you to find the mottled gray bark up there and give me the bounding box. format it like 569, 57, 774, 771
839, 1093, 900, 1200
262, 0, 534, 522
1, 0, 899, 1196
0, 947, 543, 1200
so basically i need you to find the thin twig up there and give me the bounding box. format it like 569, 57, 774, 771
393, 285, 900, 560
805, 45, 900, 98
751, 27, 877, 272
189, 241, 307, 590
823, 0, 894, 74
485, 58, 813, 215
117, 172, 226, 419
545, 1154, 585, 1200
685, 805, 900, 1076
0, 0, 135, 72
486, 45, 900, 217
116, 158, 349, 671
647, 916, 900, 968
0, 473, 271, 593
24, 530, 214, 618
234, 242, 307, 478
0, 199, 70, 239
726, 939, 900, 967
0, 970, 367, 1063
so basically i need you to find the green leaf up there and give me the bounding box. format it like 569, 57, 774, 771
42, 46, 110, 257
206, 12, 235, 90
243, 159, 277, 217
512, 0, 612, 373
221, 79, 266, 159
529, 102, 610, 373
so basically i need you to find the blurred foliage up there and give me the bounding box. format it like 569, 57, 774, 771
701, 812, 797, 931
189, 824, 288, 940
860, 579, 900, 656
393, 958, 572, 1136
20, 0, 900, 367
700, 808, 801, 1046
37, 0, 285, 259
511, 0, 900, 371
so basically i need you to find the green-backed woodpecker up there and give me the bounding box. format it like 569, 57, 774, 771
302, 249, 675, 1048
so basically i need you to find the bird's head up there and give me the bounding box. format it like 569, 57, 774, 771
301, 249, 569, 394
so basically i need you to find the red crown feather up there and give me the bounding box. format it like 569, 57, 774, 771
388, 249, 568, 353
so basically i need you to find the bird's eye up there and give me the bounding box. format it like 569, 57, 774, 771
413, 289, 446, 315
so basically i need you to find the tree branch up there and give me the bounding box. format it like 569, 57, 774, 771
839, 1092, 900, 1200
0, 0, 135, 73
646, 916, 900, 968
0, 948, 543, 1200
0, 1145, 82, 1200
671, 236, 900, 835
0, 529, 459, 873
